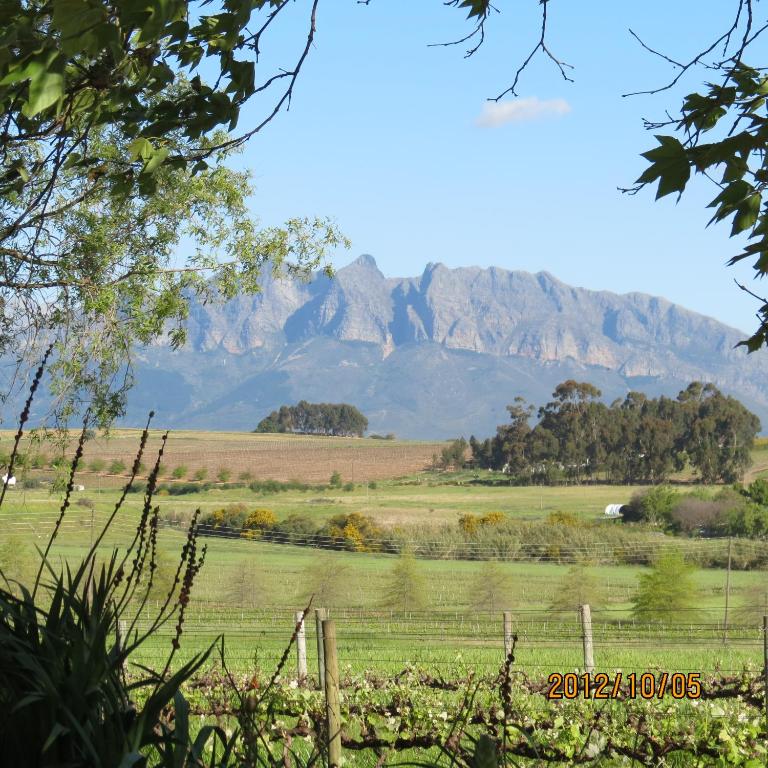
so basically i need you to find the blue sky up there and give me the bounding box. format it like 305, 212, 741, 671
231, 1, 762, 334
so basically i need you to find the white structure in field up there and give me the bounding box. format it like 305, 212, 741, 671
604, 503, 624, 518
2, 474, 16, 487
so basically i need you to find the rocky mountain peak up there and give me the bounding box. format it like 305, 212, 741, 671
158, 256, 768, 437
346, 253, 382, 272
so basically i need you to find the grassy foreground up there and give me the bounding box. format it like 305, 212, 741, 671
2, 435, 768, 765
1, 429, 767, 681
1, 479, 766, 678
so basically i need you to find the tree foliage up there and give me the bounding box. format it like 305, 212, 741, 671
470, 380, 760, 484
470, 560, 514, 613
632, 552, 700, 624
0, 0, 347, 425
625, 485, 679, 526
634, 63, 768, 350
442, 1, 768, 350
199, 502, 251, 537
549, 564, 604, 613
255, 401, 368, 437
228, 558, 267, 610
320, 511, 383, 552
4, 0, 767, 426
437, 437, 469, 470
0, 0, 503, 427
240, 508, 278, 539
299, 557, 351, 608
381, 552, 427, 612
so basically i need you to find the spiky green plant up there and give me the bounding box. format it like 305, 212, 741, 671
0, 372, 221, 765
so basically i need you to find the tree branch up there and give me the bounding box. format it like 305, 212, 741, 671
491, 0, 573, 102
428, 3, 499, 59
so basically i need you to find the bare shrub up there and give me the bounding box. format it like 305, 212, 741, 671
670, 498, 730, 535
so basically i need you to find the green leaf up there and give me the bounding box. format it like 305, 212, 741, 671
457, 0, 491, 19
636, 135, 691, 199
138, 0, 176, 42
0, 57, 45, 86
51, 0, 107, 55
172, 691, 189, 768
25, 69, 64, 116
128, 138, 153, 162
471, 735, 498, 768
722, 155, 748, 183
42, 722, 69, 753
731, 193, 761, 235
6, 159, 29, 182
226, 59, 255, 97
708, 179, 753, 213
143, 147, 169, 174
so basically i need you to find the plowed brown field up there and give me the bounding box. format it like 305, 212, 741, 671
5, 429, 447, 484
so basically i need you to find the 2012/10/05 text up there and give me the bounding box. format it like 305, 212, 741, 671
546, 672, 702, 700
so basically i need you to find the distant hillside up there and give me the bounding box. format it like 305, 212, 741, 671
121, 256, 768, 438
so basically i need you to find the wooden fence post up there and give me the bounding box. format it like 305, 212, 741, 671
322, 619, 342, 768
295, 610, 307, 683
316, 607, 328, 689
723, 537, 732, 644
503, 611, 513, 659
579, 604, 595, 674
763, 615, 768, 730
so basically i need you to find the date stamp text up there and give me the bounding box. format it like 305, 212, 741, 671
546, 672, 702, 700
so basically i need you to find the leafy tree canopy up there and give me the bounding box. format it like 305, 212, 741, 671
381, 552, 427, 612
443, 1, 768, 350
255, 401, 368, 437
471, 380, 760, 485
0, 0, 347, 426
632, 552, 700, 624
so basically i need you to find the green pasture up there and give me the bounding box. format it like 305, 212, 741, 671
2, 483, 766, 606
130, 623, 765, 680
0, 476, 649, 528
2, 479, 767, 681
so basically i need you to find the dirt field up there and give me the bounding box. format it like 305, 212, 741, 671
2, 429, 447, 484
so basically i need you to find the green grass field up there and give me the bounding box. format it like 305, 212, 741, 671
0, 473, 653, 528
2, 472, 767, 680
2, 431, 768, 685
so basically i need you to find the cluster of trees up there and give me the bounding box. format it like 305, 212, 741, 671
552, 553, 702, 624
254, 401, 368, 437
627, 481, 768, 538
233, 547, 740, 625
296, 551, 427, 611
469, 381, 760, 484
433, 438, 469, 470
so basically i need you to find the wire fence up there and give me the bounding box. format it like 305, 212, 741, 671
3, 504, 768, 678
122, 603, 768, 679
4, 511, 768, 566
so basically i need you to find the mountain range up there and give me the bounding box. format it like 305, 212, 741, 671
123, 255, 768, 438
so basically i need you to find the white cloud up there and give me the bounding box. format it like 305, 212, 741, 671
475, 97, 571, 127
